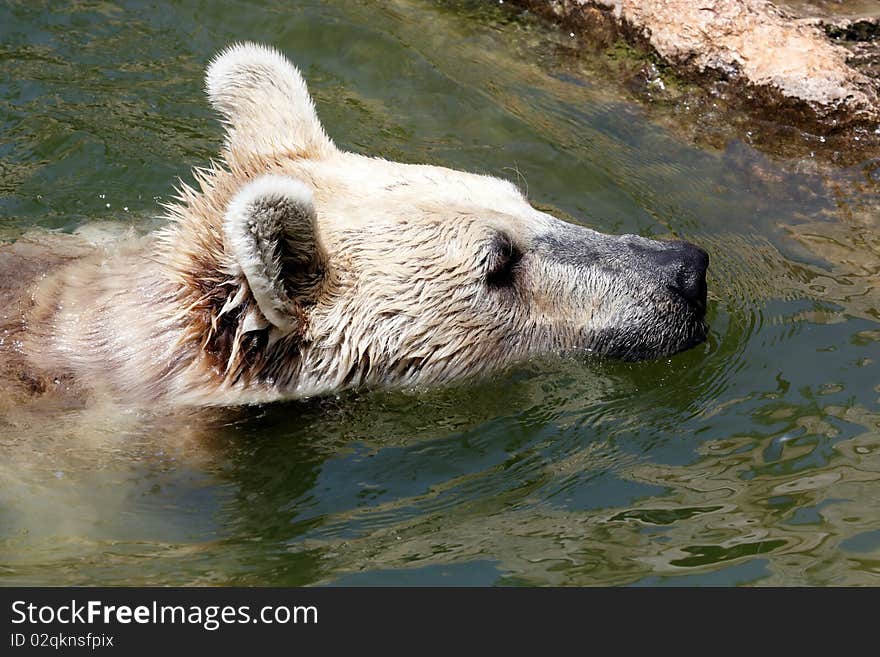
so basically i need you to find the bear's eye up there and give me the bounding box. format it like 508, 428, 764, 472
485, 233, 523, 288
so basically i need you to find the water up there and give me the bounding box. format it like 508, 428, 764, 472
1, 0, 878, 586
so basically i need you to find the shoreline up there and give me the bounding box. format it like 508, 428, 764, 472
504, 0, 880, 145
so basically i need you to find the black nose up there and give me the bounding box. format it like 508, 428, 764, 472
629, 238, 708, 311
664, 240, 708, 309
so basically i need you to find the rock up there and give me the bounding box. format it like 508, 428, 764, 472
507, 0, 880, 135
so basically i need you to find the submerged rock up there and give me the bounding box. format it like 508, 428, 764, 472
507, 0, 880, 136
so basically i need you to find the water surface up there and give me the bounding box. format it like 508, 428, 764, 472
1, 0, 878, 585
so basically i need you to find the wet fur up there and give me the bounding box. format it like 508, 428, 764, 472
2, 43, 708, 409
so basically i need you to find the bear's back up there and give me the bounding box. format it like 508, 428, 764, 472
0, 232, 94, 405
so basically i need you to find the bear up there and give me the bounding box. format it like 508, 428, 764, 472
0, 43, 709, 408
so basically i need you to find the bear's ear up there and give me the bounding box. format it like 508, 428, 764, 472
223, 175, 326, 335
206, 42, 335, 160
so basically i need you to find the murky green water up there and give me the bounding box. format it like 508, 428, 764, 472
1, 0, 878, 586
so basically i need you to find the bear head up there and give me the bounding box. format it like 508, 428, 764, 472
160, 43, 709, 402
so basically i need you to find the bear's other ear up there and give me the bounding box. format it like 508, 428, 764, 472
223, 175, 326, 335
206, 42, 335, 160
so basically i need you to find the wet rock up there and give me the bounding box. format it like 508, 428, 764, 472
781, 2, 880, 83
507, 0, 880, 135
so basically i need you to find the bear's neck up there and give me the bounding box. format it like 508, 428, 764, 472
20, 241, 199, 405
19, 238, 328, 407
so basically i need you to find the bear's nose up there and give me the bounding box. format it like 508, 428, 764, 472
628, 238, 709, 311
664, 240, 709, 311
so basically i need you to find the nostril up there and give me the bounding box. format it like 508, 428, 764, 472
669, 269, 707, 308
668, 241, 709, 310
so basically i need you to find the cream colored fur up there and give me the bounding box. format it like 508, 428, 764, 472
2, 43, 705, 408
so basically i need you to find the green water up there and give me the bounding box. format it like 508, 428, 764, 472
1, 0, 878, 586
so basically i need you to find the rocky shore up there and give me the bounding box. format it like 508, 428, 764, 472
506, 0, 880, 138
